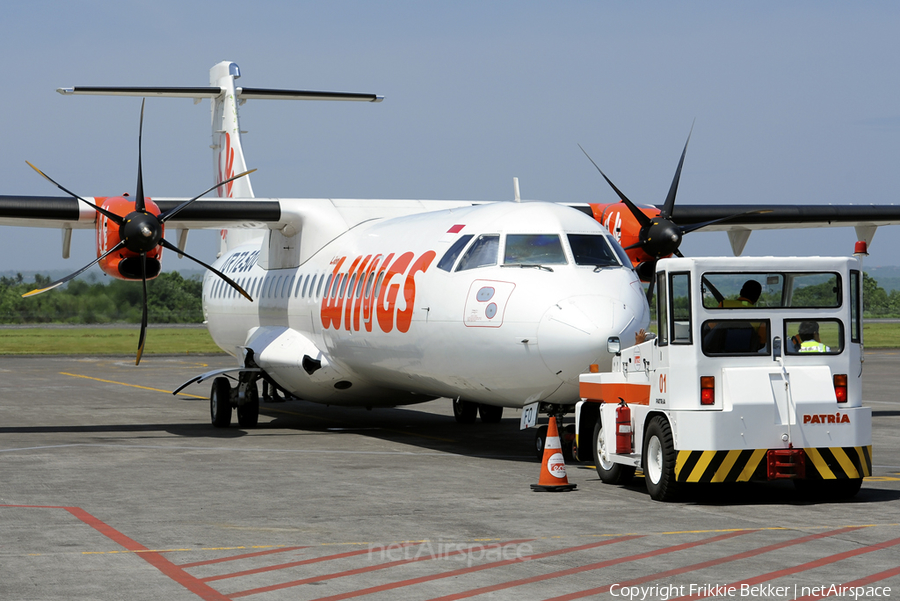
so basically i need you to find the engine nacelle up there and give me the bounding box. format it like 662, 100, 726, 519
95, 196, 164, 280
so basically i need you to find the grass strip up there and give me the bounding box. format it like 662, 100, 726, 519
0, 327, 224, 355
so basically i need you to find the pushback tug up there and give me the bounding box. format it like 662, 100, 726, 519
574, 255, 872, 501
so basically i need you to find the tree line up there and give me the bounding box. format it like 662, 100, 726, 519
0, 272, 203, 324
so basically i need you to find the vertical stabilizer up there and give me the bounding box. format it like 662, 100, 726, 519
210, 62, 261, 254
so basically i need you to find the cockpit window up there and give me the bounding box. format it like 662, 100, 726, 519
504, 234, 567, 265
437, 234, 474, 272
567, 234, 623, 267
456, 235, 500, 271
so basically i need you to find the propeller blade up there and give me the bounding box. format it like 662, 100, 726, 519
159, 168, 258, 223
25, 161, 125, 225
135, 99, 146, 212
159, 238, 253, 301
21, 240, 126, 298
136, 253, 149, 366
660, 124, 693, 219
578, 144, 653, 228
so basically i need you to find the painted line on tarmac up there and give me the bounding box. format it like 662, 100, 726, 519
234, 536, 633, 600
1, 504, 229, 601
794, 564, 900, 601
547, 526, 866, 601
60, 372, 206, 399
203, 541, 424, 588
426, 530, 753, 601
666, 533, 900, 601
178, 545, 310, 568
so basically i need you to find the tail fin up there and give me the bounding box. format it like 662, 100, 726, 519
59, 62, 383, 255
209, 62, 258, 254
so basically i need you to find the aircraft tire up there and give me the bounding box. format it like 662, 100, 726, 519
592, 419, 635, 484
210, 377, 233, 428
452, 398, 478, 424
534, 425, 549, 461
478, 404, 503, 423
237, 383, 260, 428
643, 416, 678, 501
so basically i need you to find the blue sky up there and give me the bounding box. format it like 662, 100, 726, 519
2, 1, 899, 274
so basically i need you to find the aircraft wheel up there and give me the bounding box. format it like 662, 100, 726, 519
794, 478, 863, 501
593, 418, 635, 484
478, 403, 503, 423
210, 377, 233, 428
452, 398, 478, 424
643, 416, 678, 501
534, 425, 549, 461
237, 382, 260, 428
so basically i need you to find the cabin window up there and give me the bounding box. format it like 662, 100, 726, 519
504, 234, 567, 265
702, 272, 841, 309
313, 274, 322, 298
356, 273, 365, 298
323, 274, 333, 299
456, 235, 499, 271
365, 272, 375, 298
438, 235, 473, 272
567, 234, 621, 267
301, 275, 309, 298
701, 320, 770, 356
346, 274, 356, 298
334, 274, 344, 299
784, 319, 843, 355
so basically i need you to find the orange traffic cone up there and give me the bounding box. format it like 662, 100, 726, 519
531, 417, 577, 492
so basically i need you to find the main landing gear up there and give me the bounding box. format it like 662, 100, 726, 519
533, 405, 576, 462
452, 398, 504, 424
210, 374, 260, 428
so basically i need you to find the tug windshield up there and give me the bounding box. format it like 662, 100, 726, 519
701, 272, 841, 309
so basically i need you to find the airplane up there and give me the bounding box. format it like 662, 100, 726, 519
3, 61, 900, 454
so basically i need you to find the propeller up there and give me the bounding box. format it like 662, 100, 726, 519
580, 129, 769, 304
25, 99, 256, 365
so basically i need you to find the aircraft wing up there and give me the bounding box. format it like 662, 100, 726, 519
0, 195, 283, 229
666, 203, 900, 231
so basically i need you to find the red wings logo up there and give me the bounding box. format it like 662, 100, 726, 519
321, 250, 436, 334
217, 133, 235, 198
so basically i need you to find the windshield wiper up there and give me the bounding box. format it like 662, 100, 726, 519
590, 262, 618, 272
502, 263, 554, 272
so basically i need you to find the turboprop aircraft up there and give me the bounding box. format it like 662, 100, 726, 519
3, 61, 900, 438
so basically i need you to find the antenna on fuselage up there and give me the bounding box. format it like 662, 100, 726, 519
513, 177, 521, 202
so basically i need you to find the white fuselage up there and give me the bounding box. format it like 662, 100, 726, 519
203, 202, 650, 408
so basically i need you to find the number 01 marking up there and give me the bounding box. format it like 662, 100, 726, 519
659, 374, 666, 393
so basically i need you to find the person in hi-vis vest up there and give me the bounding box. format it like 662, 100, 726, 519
798, 321, 829, 353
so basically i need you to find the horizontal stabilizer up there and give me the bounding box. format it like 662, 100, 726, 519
58, 86, 382, 102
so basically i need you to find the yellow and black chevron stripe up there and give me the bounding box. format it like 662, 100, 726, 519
674, 446, 872, 483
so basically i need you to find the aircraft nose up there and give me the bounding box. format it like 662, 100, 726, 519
536, 293, 641, 385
